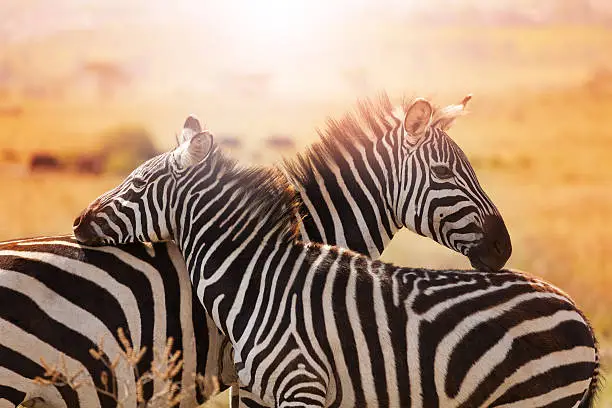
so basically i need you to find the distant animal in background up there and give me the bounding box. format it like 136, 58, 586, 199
218, 134, 243, 149
29, 153, 63, 172
265, 133, 295, 150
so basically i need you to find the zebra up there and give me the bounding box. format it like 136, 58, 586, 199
0, 236, 220, 408
1, 94, 511, 407
73, 101, 599, 407
284, 93, 510, 268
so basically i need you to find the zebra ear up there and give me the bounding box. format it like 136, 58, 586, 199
432, 94, 472, 131
175, 131, 214, 169
180, 114, 203, 144
403, 98, 433, 140
186, 131, 214, 163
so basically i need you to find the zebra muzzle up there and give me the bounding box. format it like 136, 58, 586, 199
73, 210, 105, 246
467, 214, 512, 271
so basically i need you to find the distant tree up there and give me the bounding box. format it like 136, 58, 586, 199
75, 154, 104, 175
100, 125, 159, 175
0, 149, 18, 163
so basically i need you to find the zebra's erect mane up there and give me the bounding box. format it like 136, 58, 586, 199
201, 147, 302, 241
282, 92, 446, 186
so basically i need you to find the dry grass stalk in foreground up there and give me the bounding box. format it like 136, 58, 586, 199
33, 327, 218, 407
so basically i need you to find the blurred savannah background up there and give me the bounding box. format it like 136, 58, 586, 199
1, 0, 611, 406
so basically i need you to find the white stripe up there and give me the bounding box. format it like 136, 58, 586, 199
493, 379, 589, 408
165, 243, 200, 408
346, 256, 377, 406
371, 266, 399, 407
0, 365, 67, 408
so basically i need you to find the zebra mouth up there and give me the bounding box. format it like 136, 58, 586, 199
73, 231, 106, 247
468, 255, 498, 272
73, 220, 107, 247
78, 238, 107, 247
467, 243, 510, 272
466, 215, 512, 272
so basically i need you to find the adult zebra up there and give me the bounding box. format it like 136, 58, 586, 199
0, 236, 217, 408
2, 94, 510, 407
73, 102, 600, 407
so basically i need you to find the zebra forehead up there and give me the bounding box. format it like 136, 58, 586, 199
132, 155, 168, 177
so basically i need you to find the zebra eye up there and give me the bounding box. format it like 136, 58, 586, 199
432, 165, 453, 179
132, 177, 147, 189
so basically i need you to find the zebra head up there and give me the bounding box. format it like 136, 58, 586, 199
73, 115, 215, 246
393, 96, 511, 271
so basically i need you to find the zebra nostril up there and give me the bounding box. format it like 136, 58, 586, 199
493, 240, 504, 256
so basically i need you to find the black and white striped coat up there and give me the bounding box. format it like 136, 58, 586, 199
74, 100, 598, 407
2, 95, 511, 407
0, 236, 218, 407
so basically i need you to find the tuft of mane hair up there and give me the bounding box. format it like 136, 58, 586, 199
204, 147, 302, 241
282, 91, 446, 190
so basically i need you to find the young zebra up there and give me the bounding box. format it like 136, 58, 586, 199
1, 94, 511, 407
74, 102, 599, 407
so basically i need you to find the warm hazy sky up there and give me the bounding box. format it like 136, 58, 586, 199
2, 0, 610, 43
2, 0, 611, 104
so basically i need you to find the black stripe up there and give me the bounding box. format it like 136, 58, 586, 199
490, 362, 594, 406
0, 384, 26, 405
354, 257, 389, 407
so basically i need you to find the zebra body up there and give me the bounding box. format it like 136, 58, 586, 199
74, 98, 598, 407
229, 247, 596, 407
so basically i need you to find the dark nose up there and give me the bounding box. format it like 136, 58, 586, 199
467, 214, 512, 271
73, 210, 99, 244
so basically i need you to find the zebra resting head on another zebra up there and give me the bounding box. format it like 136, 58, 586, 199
74, 94, 511, 271
74, 110, 599, 408
3, 95, 515, 408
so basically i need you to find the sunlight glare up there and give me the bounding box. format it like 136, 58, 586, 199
218, 0, 346, 68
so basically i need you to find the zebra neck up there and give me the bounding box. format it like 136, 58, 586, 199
174, 183, 297, 328
286, 157, 400, 259
179, 222, 292, 341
